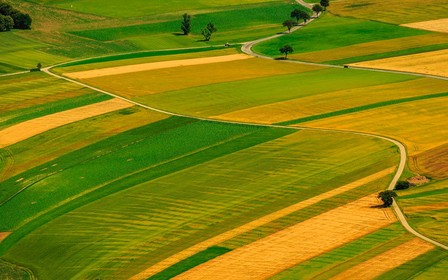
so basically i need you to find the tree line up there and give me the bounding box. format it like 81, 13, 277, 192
0, 1, 32, 31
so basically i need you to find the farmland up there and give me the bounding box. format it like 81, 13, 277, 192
1, 0, 448, 279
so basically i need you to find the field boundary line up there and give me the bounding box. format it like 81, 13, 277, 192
129, 168, 395, 279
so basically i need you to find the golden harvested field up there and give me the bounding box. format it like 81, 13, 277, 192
331, 238, 434, 280
0, 98, 133, 148
331, 0, 448, 24
213, 78, 448, 124
65, 54, 252, 79
349, 49, 448, 78
402, 18, 448, 33
79, 59, 322, 98
174, 195, 395, 280
131, 168, 394, 280
300, 97, 448, 178
289, 34, 448, 63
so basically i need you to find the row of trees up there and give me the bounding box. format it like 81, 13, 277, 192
0, 1, 32, 31
181, 13, 217, 41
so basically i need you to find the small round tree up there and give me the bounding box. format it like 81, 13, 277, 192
282, 19, 296, 33
312, 4, 324, 16
279, 45, 293, 59
320, 0, 330, 11
378, 190, 397, 207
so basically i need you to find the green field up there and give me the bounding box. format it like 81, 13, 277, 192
1, 127, 398, 279
1, 0, 448, 278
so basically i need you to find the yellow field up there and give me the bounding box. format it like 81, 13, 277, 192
402, 18, 448, 33
65, 54, 252, 79
411, 143, 448, 180
174, 195, 395, 279
349, 49, 448, 78
130, 168, 394, 280
331, 0, 448, 24
213, 78, 448, 124
290, 33, 448, 63
331, 238, 434, 280
0, 98, 133, 148
78, 59, 322, 99
300, 97, 448, 178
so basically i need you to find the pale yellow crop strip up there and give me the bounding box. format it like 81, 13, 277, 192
65, 54, 252, 79
330, 238, 434, 280
0, 98, 133, 148
402, 18, 448, 33
129, 167, 395, 280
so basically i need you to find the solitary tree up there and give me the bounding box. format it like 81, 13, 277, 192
395, 180, 411, 190
291, 9, 310, 24
320, 0, 330, 11
378, 190, 397, 207
201, 22, 217, 41
282, 19, 296, 33
279, 44, 293, 59
312, 4, 324, 16
180, 13, 191, 35
36, 62, 42, 70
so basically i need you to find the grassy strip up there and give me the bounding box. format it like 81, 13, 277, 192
57, 46, 233, 68
398, 188, 448, 200
0, 125, 291, 254
148, 246, 231, 280
278, 91, 448, 126
325, 43, 448, 65
0, 93, 112, 130
377, 248, 448, 279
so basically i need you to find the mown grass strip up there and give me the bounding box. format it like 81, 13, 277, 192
148, 246, 231, 280
0, 93, 112, 130
57, 46, 234, 68
278, 91, 448, 126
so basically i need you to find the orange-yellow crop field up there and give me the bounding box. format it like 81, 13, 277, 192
402, 18, 448, 33
174, 195, 397, 279
349, 49, 448, 78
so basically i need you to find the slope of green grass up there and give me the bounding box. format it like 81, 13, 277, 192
1, 129, 397, 279
70, 2, 308, 46
253, 13, 429, 57
34, 0, 279, 18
